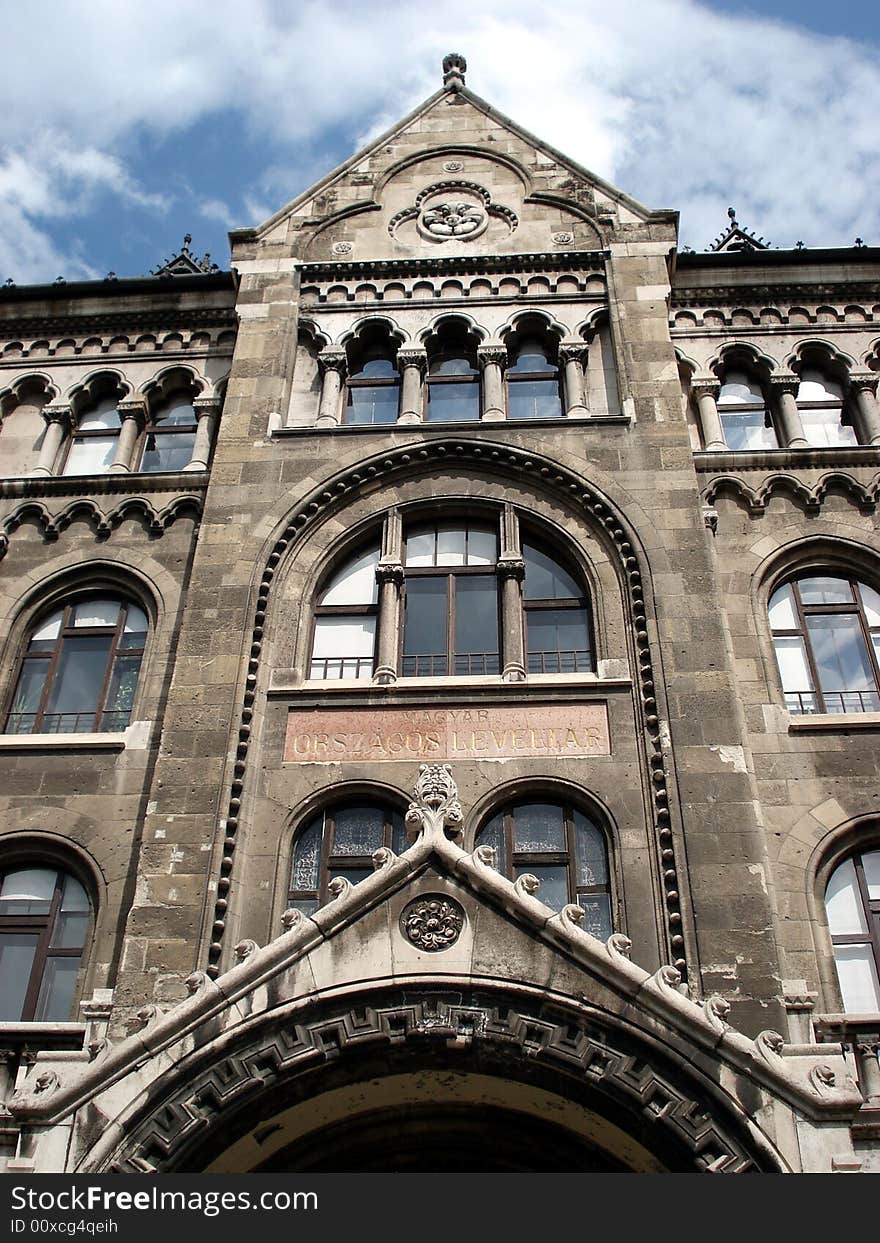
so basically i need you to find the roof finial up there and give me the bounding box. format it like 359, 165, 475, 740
442, 52, 467, 91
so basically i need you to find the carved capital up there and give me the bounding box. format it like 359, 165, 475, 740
768, 373, 799, 396
558, 340, 588, 366
41, 403, 72, 428
477, 344, 508, 370
193, 396, 222, 420
497, 555, 526, 581
116, 398, 148, 428
850, 372, 879, 395
318, 348, 347, 376
375, 558, 404, 587
397, 347, 428, 375
691, 377, 721, 399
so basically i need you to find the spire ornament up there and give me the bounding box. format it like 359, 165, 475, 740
405, 764, 463, 841
442, 52, 467, 91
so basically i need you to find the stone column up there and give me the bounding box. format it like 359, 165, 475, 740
185, 396, 222, 471
770, 375, 808, 448
477, 343, 507, 421
498, 505, 526, 682
316, 348, 347, 428
850, 374, 880, 445
374, 509, 403, 685
691, 378, 726, 450
109, 398, 147, 473
31, 403, 71, 476
855, 1041, 880, 1106
396, 347, 427, 424
559, 340, 589, 417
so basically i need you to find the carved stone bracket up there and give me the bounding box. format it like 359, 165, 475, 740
405, 764, 463, 841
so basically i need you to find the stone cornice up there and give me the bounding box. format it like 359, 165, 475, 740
0, 471, 208, 501
299, 249, 608, 282
0, 306, 237, 342
694, 446, 880, 473
671, 280, 878, 308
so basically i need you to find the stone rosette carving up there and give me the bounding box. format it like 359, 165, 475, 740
331, 241, 353, 256
552, 231, 574, 246
442, 160, 464, 173
389, 180, 518, 244
422, 202, 485, 238
400, 894, 465, 951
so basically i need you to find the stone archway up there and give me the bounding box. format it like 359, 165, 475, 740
92, 984, 788, 1174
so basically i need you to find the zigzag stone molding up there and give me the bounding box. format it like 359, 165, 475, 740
205, 438, 687, 980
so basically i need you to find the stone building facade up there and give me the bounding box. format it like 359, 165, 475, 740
0, 56, 879, 1173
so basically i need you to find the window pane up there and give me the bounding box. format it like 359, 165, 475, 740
0, 867, 55, 913
527, 608, 591, 674
427, 380, 479, 422
512, 803, 565, 852
508, 379, 561, 420
72, 599, 120, 628
290, 898, 319, 917
320, 546, 380, 606
54, 875, 90, 947
122, 605, 149, 639
430, 354, 476, 376
29, 611, 62, 645
391, 811, 408, 855
862, 850, 880, 901
825, 859, 868, 935
405, 530, 436, 567
478, 815, 505, 872
858, 583, 880, 628
467, 527, 496, 566
768, 584, 798, 631
311, 617, 375, 680
578, 893, 612, 940
718, 372, 764, 404
346, 385, 399, 425
354, 357, 397, 379
328, 865, 372, 888
141, 431, 195, 472
798, 577, 852, 605
574, 811, 608, 886
799, 371, 843, 401
515, 863, 568, 912
156, 398, 196, 426
7, 659, 48, 732
523, 545, 581, 600
799, 408, 857, 448
454, 576, 498, 674
773, 636, 813, 691
403, 578, 447, 675
63, 436, 117, 475
332, 806, 385, 856
833, 945, 880, 1013
34, 955, 80, 1022
104, 654, 142, 726
45, 635, 112, 728
806, 614, 876, 694
509, 340, 552, 372
0, 934, 38, 1019
292, 816, 322, 892
436, 527, 467, 566
77, 398, 120, 430
720, 411, 777, 451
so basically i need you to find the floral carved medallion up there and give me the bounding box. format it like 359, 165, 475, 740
400, 894, 465, 951
421, 201, 485, 238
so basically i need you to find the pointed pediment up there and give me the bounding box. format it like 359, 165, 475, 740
708, 207, 769, 254
244, 63, 671, 263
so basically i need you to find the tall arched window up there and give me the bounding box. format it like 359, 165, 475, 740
63, 396, 121, 475
403, 521, 499, 676
506, 337, 562, 420
0, 864, 91, 1021
523, 543, 593, 673
769, 575, 880, 714
824, 848, 880, 1011
796, 369, 858, 448
310, 544, 380, 680
426, 326, 479, 422
5, 596, 148, 734
476, 801, 612, 937
717, 369, 777, 450
344, 338, 399, 426
288, 802, 407, 914
140, 390, 197, 472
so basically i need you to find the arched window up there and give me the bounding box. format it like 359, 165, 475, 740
717, 370, 777, 450
796, 369, 857, 448
345, 340, 399, 426
523, 542, 593, 673
140, 390, 197, 472
0, 864, 91, 1021
506, 337, 562, 420
769, 574, 880, 714
476, 801, 612, 936
403, 521, 499, 676
310, 544, 380, 680
288, 802, 407, 914
62, 396, 120, 476
426, 326, 479, 422
824, 848, 880, 1011
5, 596, 148, 734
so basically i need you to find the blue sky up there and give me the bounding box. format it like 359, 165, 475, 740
1, 0, 878, 282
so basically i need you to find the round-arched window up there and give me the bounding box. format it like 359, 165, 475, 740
288, 803, 407, 914
824, 848, 880, 1012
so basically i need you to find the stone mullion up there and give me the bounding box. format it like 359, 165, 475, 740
559, 340, 589, 417
477, 342, 506, 421
186, 397, 222, 470
770, 375, 808, 447
109, 398, 147, 473
850, 374, 880, 445
498, 505, 526, 682
31, 404, 71, 476
374, 509, 403, 685
691, 378, 726, 451
316, 349, 347, 427
396, 348, 427, 424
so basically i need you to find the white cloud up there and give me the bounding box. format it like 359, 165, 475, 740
1, 0, 878, 277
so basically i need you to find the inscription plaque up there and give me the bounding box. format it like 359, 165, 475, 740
285, 702, 610, 762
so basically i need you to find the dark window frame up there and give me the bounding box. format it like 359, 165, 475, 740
770, 573, 880, 714
308, 542, 381, 681
344, 350, 400, 426
287, 803, 405, 910
825, 847, 880, 1011
717, 370, 777, 450
522, 542, 594, 675
0, 864, 91, 1022
139, 390, 198, 473
425, 347, 480, 423
505, 340, 562, 421
61, 394, 122, 476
